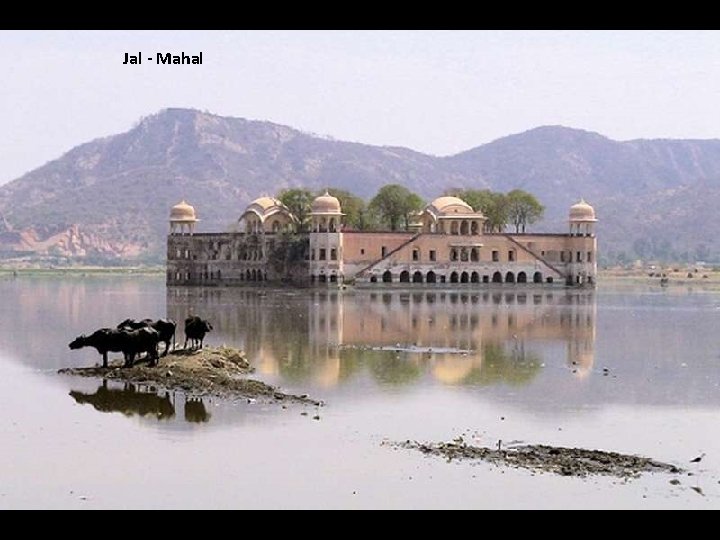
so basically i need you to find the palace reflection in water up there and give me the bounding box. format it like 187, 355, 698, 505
167, 287, 596, 389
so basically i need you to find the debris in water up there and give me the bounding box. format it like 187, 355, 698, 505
392, 439, 684, 479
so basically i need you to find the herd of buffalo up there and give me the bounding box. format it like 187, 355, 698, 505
68, 316, 213, 368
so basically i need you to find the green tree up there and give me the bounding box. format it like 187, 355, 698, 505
369, 184, 424, 231
277, 188, 314, 232
325, 188, 367, 230
483, 192, 510, 233
506, 189, 544, 233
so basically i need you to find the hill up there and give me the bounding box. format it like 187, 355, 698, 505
1, 108, 719, 264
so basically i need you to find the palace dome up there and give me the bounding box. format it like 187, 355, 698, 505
170, 200, 198, 222
312, 191, 342, 214
241, 196, 296, 225
569, 199, 597, 221
248, 196, 284, 212
428, 196, 475, 215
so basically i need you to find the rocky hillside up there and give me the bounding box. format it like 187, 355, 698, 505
2, 108, 720, 264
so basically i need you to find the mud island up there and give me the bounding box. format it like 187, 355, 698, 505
59, 346, 322, 406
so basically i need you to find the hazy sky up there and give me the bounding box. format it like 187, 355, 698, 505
2, 30, 720, 184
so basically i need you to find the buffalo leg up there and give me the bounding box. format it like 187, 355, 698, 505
124, 353, 135, 368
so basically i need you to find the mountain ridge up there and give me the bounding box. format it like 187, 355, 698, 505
2, 108, 720, 264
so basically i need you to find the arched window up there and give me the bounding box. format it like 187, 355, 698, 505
370, 275, 378, 283
426, 271, 436, 283
450, 272, 459, 283
492, 271, 502, 283
330, 274, 338, 283
451, 222, 459, 235
413, 271, 423, 283
460, 248, 468, 262
318, 274, 327, 283
382, 270, 393, 283
470, 248, 479, 262
517, 271, 527, 283
399, 271, 410, 283
471, 221, 479, 235
460, 272, 469, 283
505, 271, 515, 283
450, 248, 458, 261
329, 218, 336, 232
533, 271, 543, 283
460, 221, 469, 235
471, 271, 480, 283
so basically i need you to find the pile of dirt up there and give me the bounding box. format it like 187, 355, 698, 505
393, 437, 683, 479
59, 346, 321, 406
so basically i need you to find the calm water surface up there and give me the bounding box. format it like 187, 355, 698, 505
0, 275, 718, 509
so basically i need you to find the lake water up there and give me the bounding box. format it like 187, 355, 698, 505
0, 275, 718, 509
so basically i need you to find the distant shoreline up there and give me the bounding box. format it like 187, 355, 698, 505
3, 266, 720, 288
0, 266, 165, 277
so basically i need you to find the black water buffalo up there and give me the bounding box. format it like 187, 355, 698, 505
117, 318, 177, 356
69, 327, 160, 367
184, 316, 213, 350
69, 328, 124, 368
119, 328, 161, 366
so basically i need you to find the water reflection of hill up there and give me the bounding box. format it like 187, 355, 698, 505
167, 288, 596, 389
0, 276, 166, 370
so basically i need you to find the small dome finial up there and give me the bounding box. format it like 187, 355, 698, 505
569, 198, 596, 221
170, 200, 198, 222
311, 191, 343, 215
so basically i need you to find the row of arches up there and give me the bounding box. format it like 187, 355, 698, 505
438, 220, 482, 235
370, 270, 550, 285
239, 249, 263, 261
311, 217, 339, 233
243, 219, 293, 234
240, 269, 267, 282
450, 247, 480, 262
311, 274, 339, 283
